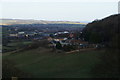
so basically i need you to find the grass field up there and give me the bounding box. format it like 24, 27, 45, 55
3, 47, 118, 78
3, 41, 32, 53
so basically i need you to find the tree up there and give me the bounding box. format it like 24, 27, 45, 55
56, 42, 62, 49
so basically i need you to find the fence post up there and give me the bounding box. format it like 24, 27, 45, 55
12, 77, 18, 80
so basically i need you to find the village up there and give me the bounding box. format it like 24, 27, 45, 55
2, 22, 105, 54
7, 28, 103, 53
47, 31, 100, 53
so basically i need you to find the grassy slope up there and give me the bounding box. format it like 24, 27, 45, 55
3, 41, 32, 53
3, 48, 115, 78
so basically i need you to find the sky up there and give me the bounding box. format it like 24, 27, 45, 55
0, 0, 119, 22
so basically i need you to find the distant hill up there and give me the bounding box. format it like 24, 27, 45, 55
82, 14, 119, 49
0, 19, 88, 25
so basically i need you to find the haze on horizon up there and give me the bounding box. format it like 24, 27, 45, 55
0, 0, 118, 22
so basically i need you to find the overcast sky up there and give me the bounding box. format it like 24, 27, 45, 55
0, 0, 119, 22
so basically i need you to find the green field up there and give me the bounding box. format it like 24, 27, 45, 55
3, 41, 32, 53
3, 47, 119, 78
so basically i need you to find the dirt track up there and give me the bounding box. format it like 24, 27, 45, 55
66, 48, 96, 54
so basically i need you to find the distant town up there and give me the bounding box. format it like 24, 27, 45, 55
2, 22, 103, 53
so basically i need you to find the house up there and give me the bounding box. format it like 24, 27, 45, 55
41, 33, 50, 37
9, 34, 18, 37
54, 31, 69, 35
54, 38, 64, 42
18, 32, 25, 34
79, 43, 89, 48
59, 41, 69, 47
25, 32, 36, 36
47, 37, 53, 41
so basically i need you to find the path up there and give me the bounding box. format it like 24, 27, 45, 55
66, 48, 96, 54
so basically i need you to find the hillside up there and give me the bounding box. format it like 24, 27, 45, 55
82, 14, 119, 49
3, 47, 112, 78
0, 19, 87, 25
81, 14, 120, 78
